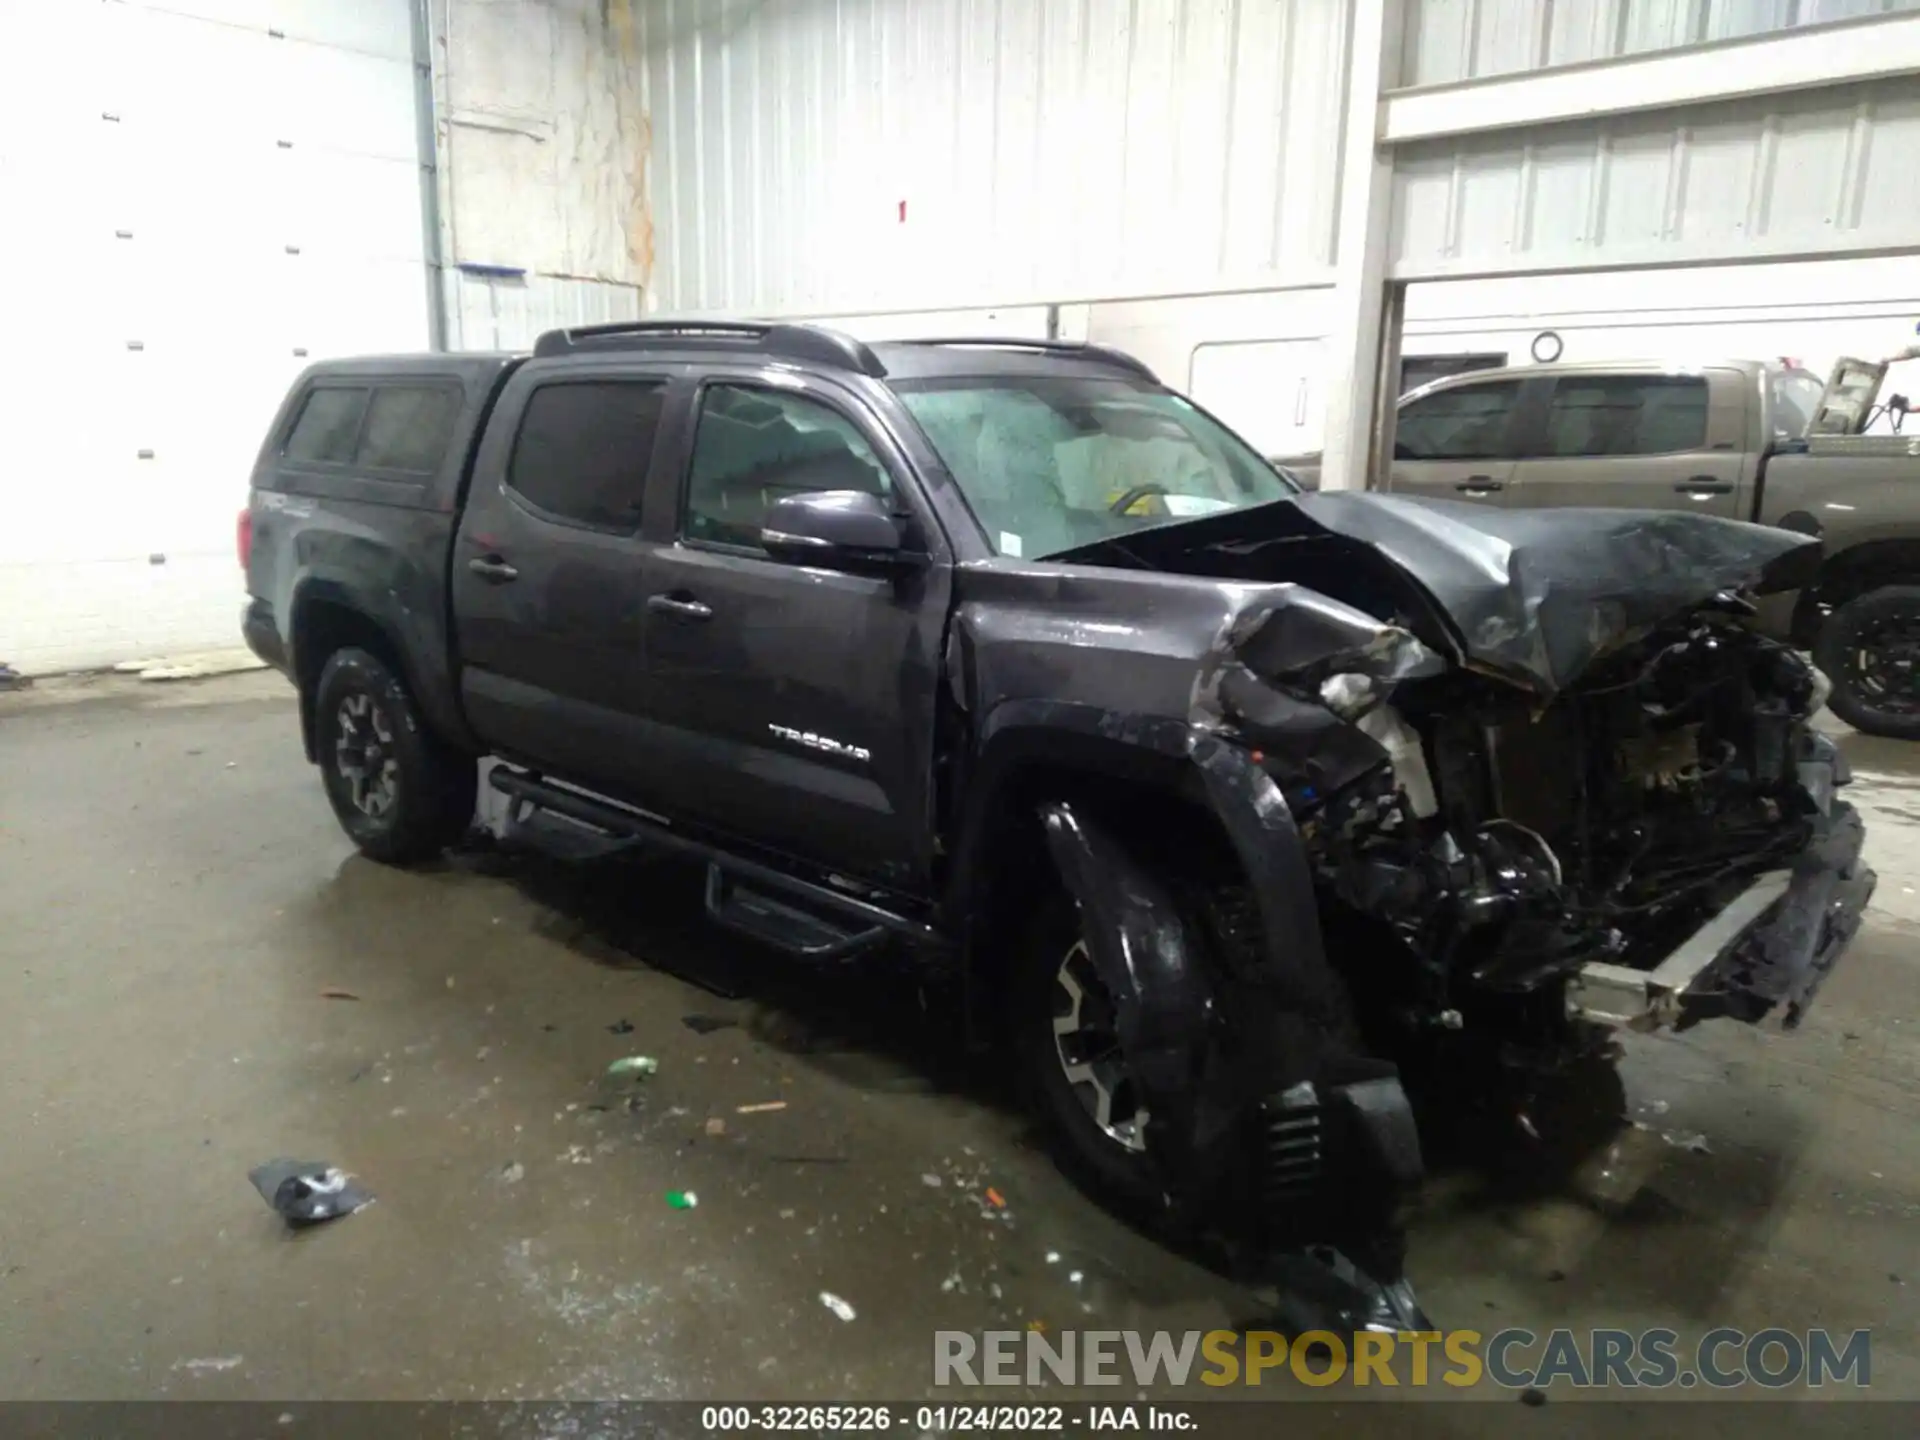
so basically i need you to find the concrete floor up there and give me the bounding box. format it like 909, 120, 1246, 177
1, 671, 1916, 1413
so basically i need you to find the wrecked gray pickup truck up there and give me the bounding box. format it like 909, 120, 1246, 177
244, 328, 1873, 1327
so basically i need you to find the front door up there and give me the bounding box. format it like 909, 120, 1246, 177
636, 378, 949, 892
1505, 371, 1747, 518
1383, 376, 1526, 505
450, 371, 679, 800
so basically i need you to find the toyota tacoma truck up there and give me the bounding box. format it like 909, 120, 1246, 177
1277, 354, 1920, 738
241, 323, 1874, 1327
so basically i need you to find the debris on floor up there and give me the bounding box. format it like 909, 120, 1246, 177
819, 1291, 857, 1322
984, 1187, 1006, 1208
605, 1055, 658, 1082
247, 1159, 374, 1227
607, 1018, 634, 1035
704, 1117, 726, 1137
666, 1190, 699, 1209
920, 1173, 944, 1187
681, 1014, 737, 1035
319, 988, 360, 1001
736, 1100, 786, 1114
498, 1161, 525, 1184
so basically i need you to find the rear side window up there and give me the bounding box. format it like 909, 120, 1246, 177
358, 386, 460, 473
507, 381, 666, 530
1542, 375, 1708, 457
283, 387, 367, 464
1394, 381, 1520, 461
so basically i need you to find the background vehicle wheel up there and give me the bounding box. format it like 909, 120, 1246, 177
313, 647, 477, 864
1010, 893, 1166, 1222
1815, 586, 1920, 739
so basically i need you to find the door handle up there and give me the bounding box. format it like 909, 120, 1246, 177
1455, 476, 1505, 494
467, 555, 519, 583
1675, 478, 1734, 496
647, 593, 713, 621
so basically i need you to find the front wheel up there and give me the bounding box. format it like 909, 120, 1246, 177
1010, 895, 1166, 1222
313, 648, 476, 863
1815, 586, 1920, 740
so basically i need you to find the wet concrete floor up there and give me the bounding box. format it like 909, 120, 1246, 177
0, 672, 1916, 1418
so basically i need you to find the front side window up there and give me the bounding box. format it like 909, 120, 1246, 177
1394, 381, 1520, 462
1541, 375, 1708, 457
897, 378, 1289, 559
1769, 368, 1824, 442
283, 387, 368, 464
683, 385, 891, 550
507, 381, 666, 530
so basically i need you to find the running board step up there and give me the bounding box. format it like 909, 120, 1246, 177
704, 866, 886, 961
485, 767, 935, 958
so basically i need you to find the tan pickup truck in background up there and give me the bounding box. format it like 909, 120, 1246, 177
1277, 356, 1920, 738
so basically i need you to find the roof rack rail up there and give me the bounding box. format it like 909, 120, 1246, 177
532, 320, 887, 377
887, 337, 1159, 383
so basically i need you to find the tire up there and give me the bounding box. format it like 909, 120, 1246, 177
1009, 893, 1167, 1222
312, 647, 477, 864
1815, 585, 1920, 740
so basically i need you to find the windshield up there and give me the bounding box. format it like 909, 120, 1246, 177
895, 377, 1294, 559
1769, 368, 1825, 441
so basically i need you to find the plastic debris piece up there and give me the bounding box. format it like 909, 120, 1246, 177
682, 1014, 737, 1035
705, 1117, 727, 1137
1068, 1270, 1084, 1284
666, 1190, 699, 1209
498, 1161, 525, 1184
605, 1056, 659, 1081
736, 1100, 787, 1114
920, 1173, 944, 1187
985, 1187, 1006, 1208
1027, 1319, 1047, 1333
819, 1291, 857, 1322
608, 1018, 634, 1035
319, 988, 360, 1001
248, 1159, 373, 1226
1045, 1250, 1061, 1265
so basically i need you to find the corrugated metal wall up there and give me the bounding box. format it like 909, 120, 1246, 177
1388, 74, 1920, 276
435, 0, 646, 348
1401, 0, 1920, 86
639, 0, 1355, 315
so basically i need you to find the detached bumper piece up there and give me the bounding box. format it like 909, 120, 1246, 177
1569, 802, 1874, 1032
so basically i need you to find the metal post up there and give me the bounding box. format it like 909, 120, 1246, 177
410, 0, 450, 352
1319, 0, 1406, 492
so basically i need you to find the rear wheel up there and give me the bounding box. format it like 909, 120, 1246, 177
313, 647, 476, 863
1815, 586, 1920, 739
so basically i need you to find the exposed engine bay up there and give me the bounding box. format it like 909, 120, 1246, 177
1311, 609, 1849, 1029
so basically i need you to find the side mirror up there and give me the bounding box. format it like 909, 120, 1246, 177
760, 490, 923, 574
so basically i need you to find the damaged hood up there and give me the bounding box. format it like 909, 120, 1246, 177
1054, 493, 1821, 696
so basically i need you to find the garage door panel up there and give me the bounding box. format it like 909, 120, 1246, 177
152, 0, 415, 60
270, 151, 426, 263
1, 0, 423, 673
275, 43, 416, 158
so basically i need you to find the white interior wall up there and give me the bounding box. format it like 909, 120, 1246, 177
638, 0, 1352, 317
434, 0, 648, 349
0, 0, 430, 675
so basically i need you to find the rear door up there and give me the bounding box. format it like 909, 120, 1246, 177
1505, 370, 1748, 517
1383, 376, 1527, 504
450, 363, 684, 798
632, 373, 951, 891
